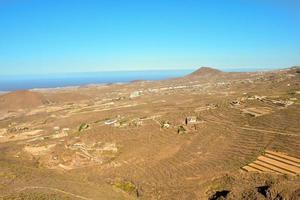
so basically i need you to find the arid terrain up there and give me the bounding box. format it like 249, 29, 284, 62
0, 67, 299, 200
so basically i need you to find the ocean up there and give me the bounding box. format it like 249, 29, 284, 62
0, 70, 193, 92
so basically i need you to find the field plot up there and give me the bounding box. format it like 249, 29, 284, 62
242, 107, 273, 117
242, 150, 300, 175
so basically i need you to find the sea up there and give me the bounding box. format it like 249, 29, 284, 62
0, 70, 194, 92
0, 67, 281, 92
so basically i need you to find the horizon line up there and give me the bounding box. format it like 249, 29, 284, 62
1, 65, 296, 77
1, 68, 197, 77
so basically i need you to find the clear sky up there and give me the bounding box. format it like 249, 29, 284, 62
0, 0, 300, 75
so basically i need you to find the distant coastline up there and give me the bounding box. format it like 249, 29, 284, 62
0, 67, 289, 92
0, 69, 193, 92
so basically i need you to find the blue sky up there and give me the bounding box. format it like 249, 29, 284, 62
0, 0, 300, 75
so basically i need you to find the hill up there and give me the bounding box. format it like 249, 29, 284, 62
188, 67, 223, 77
0, 90, 48, 111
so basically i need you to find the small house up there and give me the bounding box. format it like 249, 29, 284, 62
185, 116, 197, 125
130, 91, 141, 99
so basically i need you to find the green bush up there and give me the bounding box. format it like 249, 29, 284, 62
78, 123, 89, 132
114, 180, 138, 196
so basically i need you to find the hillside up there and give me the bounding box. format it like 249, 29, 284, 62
0, 67, 299, 200
0, 90, 48, 111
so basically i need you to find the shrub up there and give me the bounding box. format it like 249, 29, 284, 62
78, 123, 89, 132
114, 180, 138, 196
177, 125, 186, 134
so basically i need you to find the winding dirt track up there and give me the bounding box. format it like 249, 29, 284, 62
13, 186, 93, 200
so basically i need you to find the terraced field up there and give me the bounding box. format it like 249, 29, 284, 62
242, 150, 300, 176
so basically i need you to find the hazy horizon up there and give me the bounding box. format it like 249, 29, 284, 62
0, 69, 194, 91
0, 65, 294, 91
0, 65, 292, 77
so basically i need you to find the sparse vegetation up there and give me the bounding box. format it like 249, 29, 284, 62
160, 120, 170, 128
288, 90, 296, 96
177, 125, 186, 134
119, 119, 128, 125
78, 123, 89, 132
259, 148, 266, 156
113, 180, 138, 196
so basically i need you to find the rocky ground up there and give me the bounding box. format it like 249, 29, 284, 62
0, 67, 299, 200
